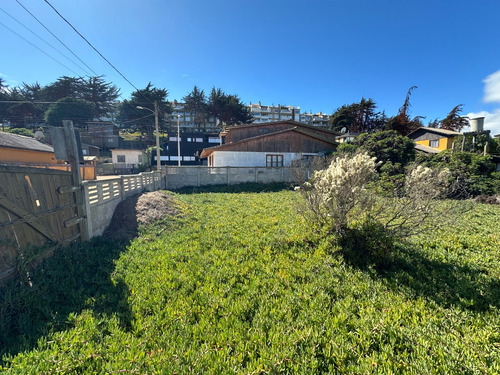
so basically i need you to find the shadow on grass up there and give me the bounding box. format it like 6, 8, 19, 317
340, 234, 500, 311
0, 236, 131, 361
173, 182, 294, 195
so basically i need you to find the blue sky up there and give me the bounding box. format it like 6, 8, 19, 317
1, 0, 500, 134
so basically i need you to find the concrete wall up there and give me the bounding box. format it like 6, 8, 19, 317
165, 166, 295, 189
211, 151, 307, 167
83, 171, 162, 239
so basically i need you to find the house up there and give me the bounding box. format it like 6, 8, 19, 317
0, 131, 61, 165
336, 132, 361, 144
161, 132, 221, 165
407, 127, 461, 152
80, 121, 120, 149
111, 148, 148, 174
221, 120, 338, 143
0, 131, 96, 179
200, 121, 339, 167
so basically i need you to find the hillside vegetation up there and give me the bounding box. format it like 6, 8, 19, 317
1, 187, 499, 373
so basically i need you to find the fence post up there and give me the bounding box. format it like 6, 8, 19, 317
82, 182, 92, 240
255, 167, 258, 183
227, 166, 230, 185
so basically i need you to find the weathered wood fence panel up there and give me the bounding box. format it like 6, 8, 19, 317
0, 166, 81, 280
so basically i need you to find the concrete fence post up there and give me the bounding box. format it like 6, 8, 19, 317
82, 182, 92, 240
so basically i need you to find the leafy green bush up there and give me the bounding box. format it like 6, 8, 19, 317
8, 128, 34, 137
425, 151, 499, 197
352, 130, 416, 175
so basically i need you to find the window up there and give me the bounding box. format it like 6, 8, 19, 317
169, 136, 179, 142
195, 138, 203, 142
430, 139, 439, 148
258, 128, 269, 134
266, 154, 283, 168
183, 156, 196, 161
117, 155, 125, 163
208, 137, 220, 144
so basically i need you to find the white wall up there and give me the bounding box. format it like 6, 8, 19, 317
211, 151, 315, 167
111, 149, 145, 167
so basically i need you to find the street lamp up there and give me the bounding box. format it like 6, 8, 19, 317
136, 101, 161, 171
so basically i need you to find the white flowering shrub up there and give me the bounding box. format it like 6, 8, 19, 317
300, 152, 377, 234
382, 165, 455, 238
299, 153, 464, 259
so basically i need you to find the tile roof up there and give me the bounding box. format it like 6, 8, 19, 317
0, 131, 54, 153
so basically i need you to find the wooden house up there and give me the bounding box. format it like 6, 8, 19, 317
200, 122, 339, 167
407, 127, 461, 152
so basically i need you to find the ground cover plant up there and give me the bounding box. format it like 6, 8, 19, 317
1, 187, 499, 373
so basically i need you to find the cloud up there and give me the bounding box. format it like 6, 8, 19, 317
467, 69, 500, 136
483, 70, 500, 104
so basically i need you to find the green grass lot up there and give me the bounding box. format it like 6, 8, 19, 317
1, 185, 499, 373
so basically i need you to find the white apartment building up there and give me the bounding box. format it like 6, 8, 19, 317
248, 102, 299, 123
299, 111, 330, 127
249, 102, 330, 127
164, 101, 331, 131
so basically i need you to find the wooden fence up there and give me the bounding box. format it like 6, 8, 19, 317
0, 165, 83, 281
0, 165, 163, 282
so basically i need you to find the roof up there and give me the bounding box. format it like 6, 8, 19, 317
0, 131, 54, 153
414, 144, 441, 154
407, 127, 461, 138
200, 127, 338, 158
222, 120, 340, 136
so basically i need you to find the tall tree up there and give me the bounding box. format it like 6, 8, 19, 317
118, 83, 171, 139
43, 76, 83, 102
207, 87, 252, 128
80, 76, 120, 120
385, 86, 423, 136
439, 104, 469, 132
182, 85, 207, 130
7, 102, 44, 128
45, 97, 93, 127
329, 97, 386, 133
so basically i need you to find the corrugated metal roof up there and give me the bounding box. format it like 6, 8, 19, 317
0, 131, 54, 153
414, 144, 441, 154
200, 127, 338, 158
408, 127, 461, 138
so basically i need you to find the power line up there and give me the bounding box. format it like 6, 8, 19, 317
16, 0, 99, 77
0, 5, 92, 77
0, 21, 81, 76
43, 0, 149, 104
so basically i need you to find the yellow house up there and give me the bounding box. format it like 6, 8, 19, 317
0, 132, 95, 179
407, 127, 461, 152
0, 131, 61, 164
